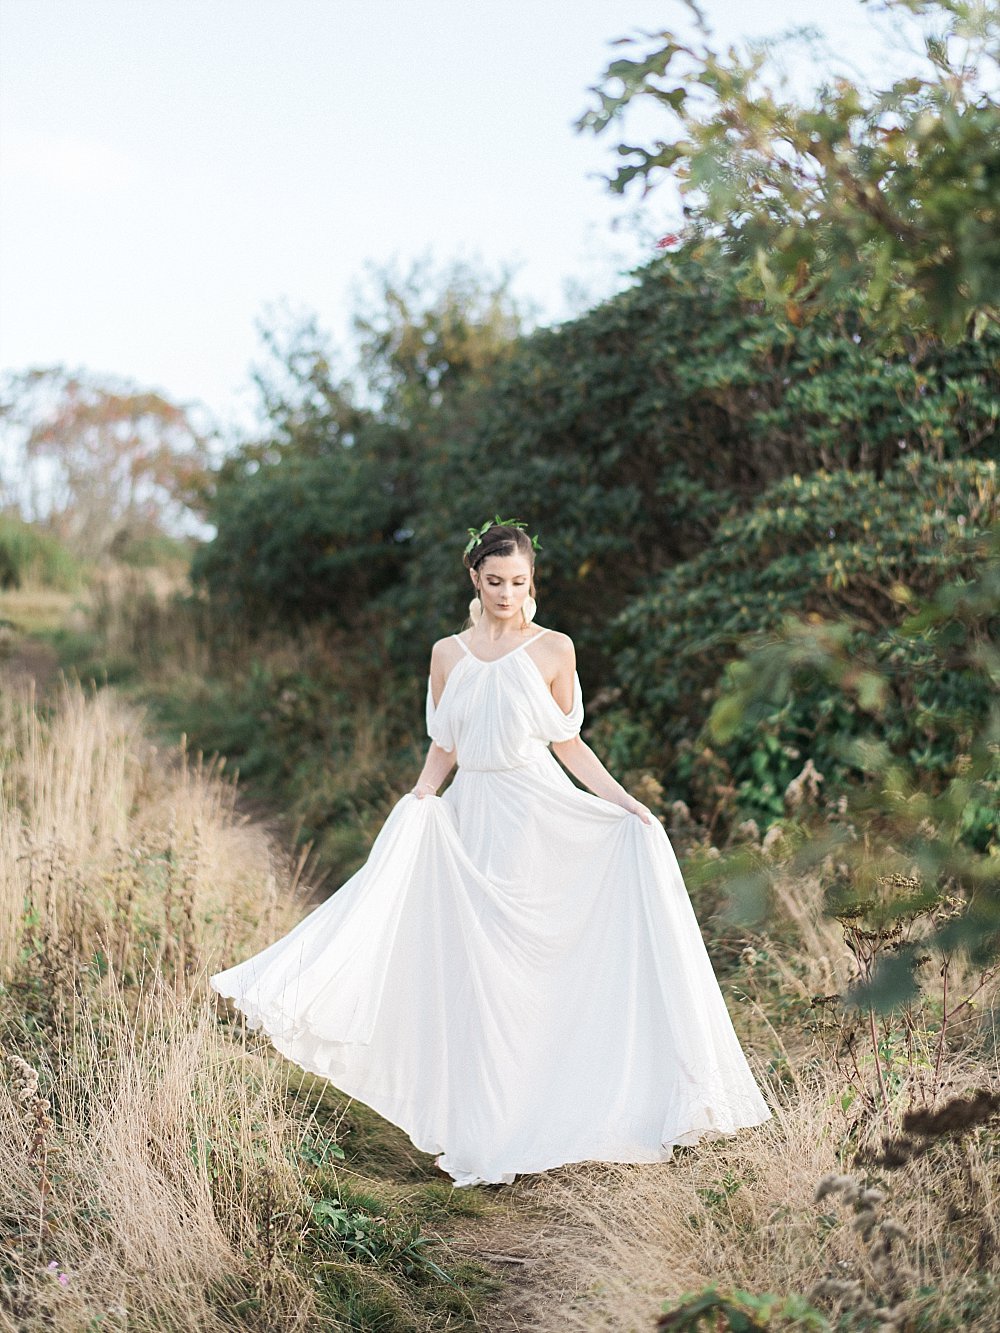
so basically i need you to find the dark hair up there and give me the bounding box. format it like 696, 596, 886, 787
462, 524, 536, 574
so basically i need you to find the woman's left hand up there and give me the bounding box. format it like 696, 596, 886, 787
620, 796, 653, 825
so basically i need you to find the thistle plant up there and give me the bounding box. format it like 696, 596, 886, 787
812, 1172, 916, 1328
6, 1050, 56, 1251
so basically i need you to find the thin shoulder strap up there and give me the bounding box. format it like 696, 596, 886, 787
451, 634, 472, 656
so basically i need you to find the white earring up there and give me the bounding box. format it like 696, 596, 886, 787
522, 595, 536, 624
469, 595, 483, 625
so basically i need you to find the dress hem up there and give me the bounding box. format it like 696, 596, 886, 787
211, 976, 773, 1189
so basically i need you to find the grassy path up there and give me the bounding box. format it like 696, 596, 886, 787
0, 591, 64, 697
6, 582, 996, 1330
0, 589, 606, 1332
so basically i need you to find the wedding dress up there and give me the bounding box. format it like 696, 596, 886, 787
209, 627, 771, 1186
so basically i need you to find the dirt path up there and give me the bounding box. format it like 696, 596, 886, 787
439, 1172, 600, 1332
0, 618, 61, 693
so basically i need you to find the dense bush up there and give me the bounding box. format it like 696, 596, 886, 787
0, 514, 81, 590
190, 449, 407, 625
194, 244, 999, 687
596, 457, 999, 828
367, 249, 999, 680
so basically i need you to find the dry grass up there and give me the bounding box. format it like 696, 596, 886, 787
0, 585, 84, 638
66, 564, 423, 888
2, 972, 327, 1330
0, 676, 300, 988
515, 1069, 998, 1330
2, 610, 999, 1330
0, 677, 491, 1330
505, 865, 1000, 1332
82, 564, 218, 682
0, 677, 314, 1327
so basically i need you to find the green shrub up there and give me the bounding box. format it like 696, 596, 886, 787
194, 247, 1000, 686
108, 528, 196, 568
191, 450, 406, 626
600, 457, 999, 827
0, 515, 81, 590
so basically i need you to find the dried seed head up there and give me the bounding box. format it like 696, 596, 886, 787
811, 1277, 864, 1300
784, 758, 824, 810
814, 1172, 856, 1201
859, 1187, 886, 1207
762, 824, 786, 855
879, 1218, 910, 1243
841, 1178, 862, 1206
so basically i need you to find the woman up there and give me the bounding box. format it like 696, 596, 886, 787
210, 519, 771, 1187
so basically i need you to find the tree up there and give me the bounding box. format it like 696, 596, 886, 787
192, 263, 531, 632
351, 254, 529, 424
577, 0, 1000, 340
0, 366, 213, 559
575, 0, 1000, 998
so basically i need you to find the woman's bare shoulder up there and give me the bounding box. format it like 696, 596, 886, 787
538, 627, 575, 661
532, 627, 575, 681
430, 634, 463, 668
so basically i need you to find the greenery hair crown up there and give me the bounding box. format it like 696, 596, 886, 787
463, 514, 542, 561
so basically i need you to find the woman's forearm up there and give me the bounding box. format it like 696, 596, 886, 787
550, 737, 633, 806
412, 741, 457, 796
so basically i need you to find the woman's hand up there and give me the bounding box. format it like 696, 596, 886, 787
619, 795, 653, 825
411, 736, 456, 801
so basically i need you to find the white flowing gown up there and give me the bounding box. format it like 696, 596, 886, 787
209, 627, 771, 1186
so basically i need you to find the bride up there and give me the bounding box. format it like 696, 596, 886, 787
210, 517, 771, 1187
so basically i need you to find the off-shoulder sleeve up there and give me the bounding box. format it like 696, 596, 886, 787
538, 669, 584, 743
425, 675, 456, 752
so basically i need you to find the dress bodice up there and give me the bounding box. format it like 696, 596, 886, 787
426, 628, 584, 771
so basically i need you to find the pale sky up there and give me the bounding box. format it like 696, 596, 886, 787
0, 0, 931, 437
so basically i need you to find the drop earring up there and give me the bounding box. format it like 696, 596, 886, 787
522, 595, 536, 625
469, 594, 483, 625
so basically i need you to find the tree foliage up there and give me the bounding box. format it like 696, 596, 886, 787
705, 519, 1000, 1001
0, 366, 211, 560
192, 261, 527, 628
577, 0, 1000, 340
0, 514, 80, 590
195, 246, 998, 675
191, 447, 405, 625
351, 255, 527, 421
596, 455, 998, 832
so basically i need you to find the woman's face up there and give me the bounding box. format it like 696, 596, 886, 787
472, 552, 533, 623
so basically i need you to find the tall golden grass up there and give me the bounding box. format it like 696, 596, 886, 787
509, 863, 1000, 1331
0, 678, 492, 1331
0, 678, 316, 1327
2, 591, 998, 1330
0, 676, 298, 987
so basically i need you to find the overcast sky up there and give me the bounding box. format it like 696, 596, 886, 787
0, 1, 931, 436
